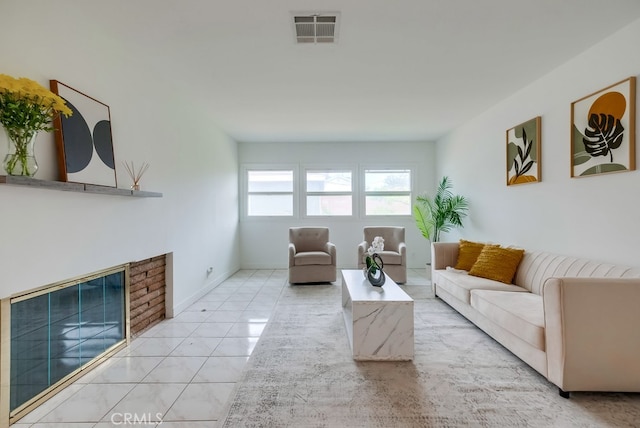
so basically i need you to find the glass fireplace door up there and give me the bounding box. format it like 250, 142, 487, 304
8, 266, 128, 414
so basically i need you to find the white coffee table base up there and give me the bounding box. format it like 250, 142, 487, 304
341, 269, 414, 361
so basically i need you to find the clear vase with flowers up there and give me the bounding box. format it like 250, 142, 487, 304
0, 74, 72, 176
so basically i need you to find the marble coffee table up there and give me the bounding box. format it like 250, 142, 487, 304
341, 269, 414, 361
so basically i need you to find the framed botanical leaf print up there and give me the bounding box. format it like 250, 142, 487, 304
506, 116, 541, 186
571, 77, 636, 177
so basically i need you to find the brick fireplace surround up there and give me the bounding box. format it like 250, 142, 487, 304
129, 255, 167, 336
1, 254, 168, 427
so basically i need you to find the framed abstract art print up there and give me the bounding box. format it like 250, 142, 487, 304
50, 80, 117, 187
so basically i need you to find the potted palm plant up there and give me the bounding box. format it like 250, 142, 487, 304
413, 176, 469, 243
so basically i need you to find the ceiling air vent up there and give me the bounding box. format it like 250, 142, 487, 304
292, 13, 339, 43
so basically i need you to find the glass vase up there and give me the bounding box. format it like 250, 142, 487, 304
3, 128, 39, 177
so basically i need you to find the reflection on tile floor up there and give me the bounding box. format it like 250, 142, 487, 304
12, 268, 429, 428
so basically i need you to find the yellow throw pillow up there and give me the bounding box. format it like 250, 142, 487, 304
454, 239, 486, 271
468, 246, 525, 284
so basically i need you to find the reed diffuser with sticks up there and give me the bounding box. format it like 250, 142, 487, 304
122, 161, 149, 191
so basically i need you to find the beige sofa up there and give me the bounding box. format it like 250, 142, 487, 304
431, 241, 640, 398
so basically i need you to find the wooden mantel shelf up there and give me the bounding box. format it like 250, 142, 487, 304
0, 175, 162, 197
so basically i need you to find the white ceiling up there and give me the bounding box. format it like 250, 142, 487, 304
87, 1, 640, 143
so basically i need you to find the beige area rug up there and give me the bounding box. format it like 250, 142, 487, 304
220, 281, 640, 427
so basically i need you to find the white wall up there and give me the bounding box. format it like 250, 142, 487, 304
238, 141, 436, 269
0, 3, 240, 313
436, 18, 640, 266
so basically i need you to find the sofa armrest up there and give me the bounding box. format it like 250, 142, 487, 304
288, 243, 296, 267
357, 241, 367, 268
543, 277, 640, 392
398, 242, 407, 266
325, 242, 337, 264
431, 242, 459, 270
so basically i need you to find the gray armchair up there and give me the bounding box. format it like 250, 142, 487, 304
357, 226, 407, 283
288, 227, 337, 284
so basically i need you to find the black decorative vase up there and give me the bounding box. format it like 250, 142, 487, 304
365, 253, 386, 287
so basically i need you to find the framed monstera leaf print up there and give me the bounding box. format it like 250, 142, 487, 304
506, 116, 541, 186
571, 77, 636, 177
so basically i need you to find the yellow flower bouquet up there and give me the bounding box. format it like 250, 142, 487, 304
0, 74, 72, 176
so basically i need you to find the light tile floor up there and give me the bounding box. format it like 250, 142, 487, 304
12, 268, 429, 428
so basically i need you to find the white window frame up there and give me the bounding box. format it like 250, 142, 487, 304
241, 164, 299, 219
240, 163, 416, 219
360, 165, 415, 218
302, 166, 356, 218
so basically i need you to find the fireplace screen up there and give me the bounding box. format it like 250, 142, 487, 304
4, 265, 129, 419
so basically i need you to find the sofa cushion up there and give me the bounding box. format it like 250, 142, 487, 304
436, 270, 529, 304
471, 289, 545, 351
454, 239, 489, 271
469, 246, 525, 284
294, 251, 331, 266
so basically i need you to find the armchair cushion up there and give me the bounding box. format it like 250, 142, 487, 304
375, 250, 403, 265
294, 251, 332, 266
363, 226, 405, 252
290, 227, 330, 251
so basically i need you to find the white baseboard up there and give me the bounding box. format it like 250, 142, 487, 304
171, 266, 240, 316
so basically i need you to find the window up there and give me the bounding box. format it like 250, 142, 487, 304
242, 164, 414, 218
246, 169, 294, 216
364, 169, 412, 215
305, 170, 352, 216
